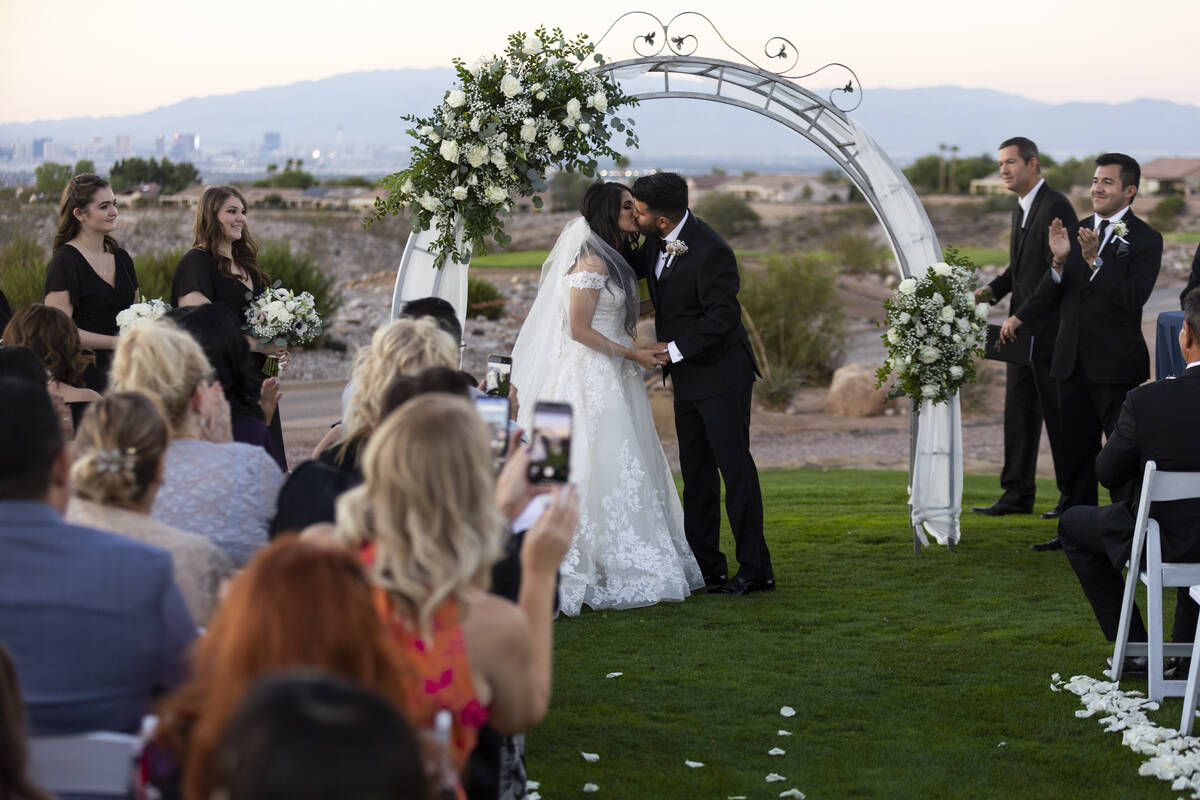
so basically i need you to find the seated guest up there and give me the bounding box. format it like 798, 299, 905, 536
2, 303, 100, 428
0, 345, 74, 440
0, 377, 195, 735
109, 320, 284, 567
336, 395, 578, 774
146, 538, 410, 800
0, 644, 53, 800
321, 317, 459, 477
167, 304, 287, 471
213, 672, 428, 800
1180, 242, 1200, 308
1060, 288, 1200, 672
67, 392, 234, 626
268, 460, 359, 539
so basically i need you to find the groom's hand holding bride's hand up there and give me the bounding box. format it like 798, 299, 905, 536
646, 342, 672, 365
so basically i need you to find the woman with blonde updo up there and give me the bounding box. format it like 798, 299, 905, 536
43, 174, 138, 392
67, 392, 233, 625
319, 316, 459, 477
2, 303, 101, 428
337, 394, 579, 774
110, 320, 284, 566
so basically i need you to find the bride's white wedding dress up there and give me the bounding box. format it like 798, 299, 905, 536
512, 218, 703, 615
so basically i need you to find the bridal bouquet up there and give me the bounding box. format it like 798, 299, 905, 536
243, 284, 323, 376
875, 256, 988, 406
369, 26, 639, 268
115, 297, 170, 333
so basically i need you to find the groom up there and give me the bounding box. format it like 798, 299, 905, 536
631, 172, 774, 596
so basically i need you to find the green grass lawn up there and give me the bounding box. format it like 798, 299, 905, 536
946, 246, 1009, 268
470, 249, 767, 269
1167, 232, 1200, 245
525, 469, 1182, 798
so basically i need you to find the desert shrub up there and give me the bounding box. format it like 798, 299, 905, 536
131, 245, 183, 303
1150, 195, 1186, 233
828, 232, 892, 278
467, 275, 506, 320
740, 251, 846, 404
0, 231, 48, 312
694, 192, 761, 238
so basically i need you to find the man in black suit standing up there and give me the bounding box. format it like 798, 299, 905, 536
971, 137, 1077, 520
630, 172, 774, 596
1002, 153, 1163, 550
1058, 289, 1200, 663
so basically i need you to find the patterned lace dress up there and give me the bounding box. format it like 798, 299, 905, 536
519, 270, 703, 615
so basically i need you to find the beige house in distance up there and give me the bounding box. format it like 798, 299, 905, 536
1141, 158, 1200, 198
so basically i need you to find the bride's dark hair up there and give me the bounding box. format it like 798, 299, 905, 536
579, 182, 635, 261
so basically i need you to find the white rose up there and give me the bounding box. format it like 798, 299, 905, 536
467, 173, 478, 186
914, 322, 926, 336
486, 186, 508, 204
419, 125, 434, 138
439, 139, 460, 163
898, 311, 911, 324
956, 317, 969, 331
922, 384, 938, 398
446, 89, 466, 108
886, 329, 900, 345
400, 178, 414, 195
530, 82, 542, 92
931, 262, 951, 276
467, 144, 489, 168
500, 74, 522, 99
919, 346, 940, 364
941, 323, 951, 336
975, 302, 989, 319
429, 131, 441, 143
490, 150, 506, 169
949, 365, 964, 380
940, 306, 955, 322
535, 91, 547, 101
522, 40, 540, 56
566, 98, 582, 118
590, 92, 608, 113
930, 292, 944, 305
418, 193, 441, 213
547, 135, 564, 155
520, 119, 537, 142
897, 278, 917, 295
952, 333, 963, 344
452, 186, 468, 200
578, 123, 591, 134
469, 116, 481, 132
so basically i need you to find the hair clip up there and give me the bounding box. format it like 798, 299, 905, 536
94, 447, 137, 475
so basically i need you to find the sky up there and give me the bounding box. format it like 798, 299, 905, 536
1, 0, 1197, 124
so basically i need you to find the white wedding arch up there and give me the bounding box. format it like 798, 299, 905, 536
390, 12, 962, 550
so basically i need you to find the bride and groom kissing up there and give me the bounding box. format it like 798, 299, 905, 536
510, 172, 774, 616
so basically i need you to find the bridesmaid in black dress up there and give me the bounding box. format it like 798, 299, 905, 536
172, 185, 288, 468
43, 174, 138, 392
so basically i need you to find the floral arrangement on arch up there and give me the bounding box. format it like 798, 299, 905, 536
368, 27, 639, 268
875, 250, 988, 406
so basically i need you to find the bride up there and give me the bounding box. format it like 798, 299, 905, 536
511, 181, 703, 615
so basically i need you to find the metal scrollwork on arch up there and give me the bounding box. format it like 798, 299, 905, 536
593, 10, 862, 111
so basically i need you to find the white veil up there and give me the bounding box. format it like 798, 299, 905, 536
510, 216, 639, 432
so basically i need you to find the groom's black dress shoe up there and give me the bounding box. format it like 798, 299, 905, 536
970, 501, 1032, 517
1107, 655, 1150, 677
1030, 536, 1063, 552
709, 574, 775, 596
702, 572, 728, 588
1041, 503, 1068, 520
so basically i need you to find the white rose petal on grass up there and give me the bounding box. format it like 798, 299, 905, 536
778, 790, 806, 799
526, 781, 540, 790
997, 741, 1007, 747
766, 772, 787, 782
778, 730, 792, 736
769, 747, 786, 755
780, 706, 796, 717
684, 760, 705, 768
581, 752, 600, 762
583, 784, 599, 793
605, 672, 623, 678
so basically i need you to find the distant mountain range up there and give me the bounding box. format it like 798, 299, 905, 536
3, 69, 1198, 171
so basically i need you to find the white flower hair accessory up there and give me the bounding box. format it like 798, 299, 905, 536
665, 240, 689, 257
94, 447, 137, 475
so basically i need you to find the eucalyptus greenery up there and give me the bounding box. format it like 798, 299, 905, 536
368, 27, 639, 267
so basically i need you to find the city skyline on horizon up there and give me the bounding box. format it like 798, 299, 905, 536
2, 0, 1198, 125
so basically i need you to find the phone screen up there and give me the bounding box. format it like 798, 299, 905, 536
486, 355, 512, 397
474, 395, 511, 466
528, 401, 572, 483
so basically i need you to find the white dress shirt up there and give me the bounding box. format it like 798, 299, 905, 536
1017, 178, 1044, 228
655, 211, 689, 363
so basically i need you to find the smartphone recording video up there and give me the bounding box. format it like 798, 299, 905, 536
485, 354, 512, 397
528, 401, 572, 484
474, 395, 511, 468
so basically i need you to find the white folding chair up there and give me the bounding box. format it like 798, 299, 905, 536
27, 731, 139, 797
1178, 585, 1200, 735
1111, 460, 1200, 702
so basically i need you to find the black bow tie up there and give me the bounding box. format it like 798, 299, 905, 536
657, 239, 669, 253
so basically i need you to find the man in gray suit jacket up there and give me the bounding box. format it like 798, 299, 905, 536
0, 378, 196, 735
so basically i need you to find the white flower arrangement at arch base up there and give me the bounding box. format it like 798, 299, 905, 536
368, 26, 640, 268
875, 252, 988, 406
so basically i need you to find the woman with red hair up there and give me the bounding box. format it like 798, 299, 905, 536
144, 538, 411, 800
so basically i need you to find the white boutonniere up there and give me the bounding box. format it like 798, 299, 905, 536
1110, 219, 1129, 240
665, 240, 688, 257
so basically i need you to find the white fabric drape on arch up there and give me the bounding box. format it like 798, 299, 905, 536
389, 221, 470, 332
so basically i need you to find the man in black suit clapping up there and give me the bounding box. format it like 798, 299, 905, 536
971, 137, 1077, 520
1001, 153, 1163, 550
1058, 289, 1200, 665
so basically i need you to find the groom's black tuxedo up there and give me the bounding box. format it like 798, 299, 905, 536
633, 212, 772, 583
1018, 209, 1163, 507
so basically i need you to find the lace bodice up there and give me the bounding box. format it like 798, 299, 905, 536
565, 270, 629, 343
150, 439, 285, 567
